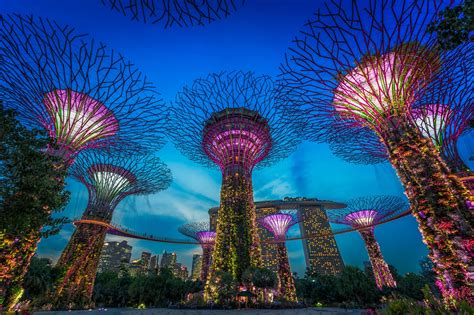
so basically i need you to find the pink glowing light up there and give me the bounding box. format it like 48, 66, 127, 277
43, 89, 119, 156
333, 49, 438, 127
412, 104, 452, 149
203, 109, 272, 174
260, 213, 298, 241
196, 231, 217, 247
344, 210, 379, 228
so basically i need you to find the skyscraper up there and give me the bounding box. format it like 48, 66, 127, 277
191, 254, 203, 281
149, 255, 158, 272
160, 251, 177, 271
97, 240, 132, 273
299, 205, 345, 275
141, 251, 152, 270
209, 197, 345, 275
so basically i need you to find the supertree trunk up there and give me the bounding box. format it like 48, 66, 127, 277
0, 230, 40, 309
52, 223, 108, 309
384, 120, 473, 305
276, 242, 297, 302
358, 228, 396, 290
206, 169, 262, 299
201, 246, 213, 283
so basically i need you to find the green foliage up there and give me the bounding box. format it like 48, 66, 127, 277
207, 270, 238, 305
93, 268, 196, 308
384, 298, 425, 315
396, 273, 426, 301
252, 268, 277, 290
297, 265, 439, 309
427, 2, 474, 50
0, 106, 69, 237
22, 257, 61, 304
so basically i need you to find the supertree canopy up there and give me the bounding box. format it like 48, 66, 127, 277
0, 14, 167, 166
168, 71, 298, 300
0, 14, 166, 308
277, 0, 473, 305
100, 0, 245, 27
259, 211, 299, 302
53, 149, 171, 309
327, 196, 408, 290
179, 222, 216, 282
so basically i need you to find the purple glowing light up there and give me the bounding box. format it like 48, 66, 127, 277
412, 104, 452, 149
43, 89, 119, 153
333, 49, 438, 125
260, 213, 297, 240
196, 231, 216, 246
344, 210, 379, 228
203, 109, 272, 173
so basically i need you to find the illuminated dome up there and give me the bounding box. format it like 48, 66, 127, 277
259, 212, 299, 240
43, 89, 119, 154
88, 164, 136, 203
196, 231, 217, 247
344, 210, 379, 228
203, 108, 271, 174
333, 46, 439, 127
412, 104, 452, 149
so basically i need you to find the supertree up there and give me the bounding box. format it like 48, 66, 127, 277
168, 71, 299, 300
0, 14, 166, 306
0, 14, 166, 167
258, 211, 299, 302
52, 149, 171, 309
100, 0, 245, 28
327, 196, 408, 290
277, 0, 473, 305
412, 42, 474, 211
179, 222, 216, 282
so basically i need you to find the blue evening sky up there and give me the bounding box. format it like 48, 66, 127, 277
2, 0, 473, 276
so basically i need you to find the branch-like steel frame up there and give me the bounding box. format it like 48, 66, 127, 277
100, 0, 245, 28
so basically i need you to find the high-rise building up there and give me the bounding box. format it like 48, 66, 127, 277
97, 240, 132, 273
129, 259, 143, 277
299, 205, 345, 275
160, 251, 177, 271
191, 254, 202, 281
141, 251, 151, 267
176, 264, 189, 280
149, 255, 158, 271
209, 197, 345, 276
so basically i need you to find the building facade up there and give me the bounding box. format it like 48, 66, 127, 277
160, 251, 177, 271
97, 240, 132, 273
209, 197, 345, 276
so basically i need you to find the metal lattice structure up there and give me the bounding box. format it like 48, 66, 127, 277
259, 211, 299, 302
414, 42, 474, 173
0, 14, 167, 166
53, 150, 172, 309
277, 0, 473, 305
179, 222, 216, 282
328, 42, 474, 168
101, 0, 245, 27
327, 196, 408, 290
168, 71, 299, 300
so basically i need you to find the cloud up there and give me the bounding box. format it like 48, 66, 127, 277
254, 177, 296, 200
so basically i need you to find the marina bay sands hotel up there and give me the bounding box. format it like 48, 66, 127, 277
209, 197, 345, 275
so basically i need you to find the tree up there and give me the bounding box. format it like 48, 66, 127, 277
206, 271, 237, 305
0, 106, 69, 309
22, 256, 61, 306
427, 1, 474, 50
397, 273, 427, 301
252, 268, 277, 304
